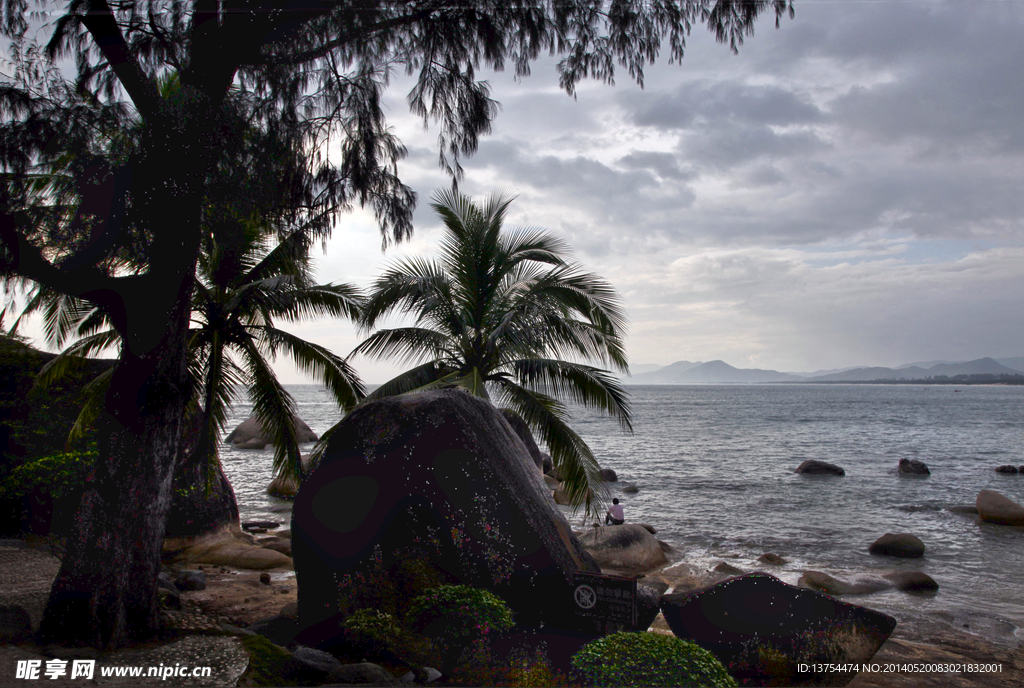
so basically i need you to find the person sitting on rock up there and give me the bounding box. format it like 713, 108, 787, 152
605, 498, 625, 526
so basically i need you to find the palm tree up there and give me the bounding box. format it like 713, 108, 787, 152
353, 189, 632, 513
15, 223, 364, 485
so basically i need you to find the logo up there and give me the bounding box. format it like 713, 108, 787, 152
574, 584, 596, 609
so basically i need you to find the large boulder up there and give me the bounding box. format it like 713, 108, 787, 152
995, 465, 1019, 475
291, 389, 623, 650
868, 533, 925, 558
795, 460, 845, 476
500, 409, 545, 472
578, 524, 668, 577
660, 573, 897, 687
165, 524, 293, 570
976, 489, 1024, 526
599, 468, 618, 482
226, 414, 318, 447
897, 458, 930, 476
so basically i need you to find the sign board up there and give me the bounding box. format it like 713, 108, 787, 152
572, 571, 637, 626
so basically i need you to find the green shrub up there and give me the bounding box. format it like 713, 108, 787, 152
341, 608, 401, 658
571, 631, 737, 687
0, 447, 96, 534
406, 585, 515, 671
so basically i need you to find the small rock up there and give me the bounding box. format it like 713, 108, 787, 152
259, 573, 271, 585
758, 553, 787, 566
289, 645, 343, 675
243, 520, 282, 531
327, 662, 400, 685
869, 533, 925, 558
174, 569, 207, 591
638, 523, 657, 534
995, 465, 1019, 474
621, 483, 639, 494
948, 505, 979, 515
798, 571, 891, 595
795, 459, 845, 476
714, 561, 744, 575
279, 602, 298, 619
898, 458, 930, 476
599, 468, 618, 482
883, 571, 939, 592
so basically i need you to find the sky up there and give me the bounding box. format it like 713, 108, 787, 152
14, 1, 1024, 383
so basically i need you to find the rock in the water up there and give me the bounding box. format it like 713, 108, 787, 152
0, 605, 32, 643
948, 505, 979, 515
757, 553, 786, 566
795, 460, 845, 476
174, 569, 207, 591
883, 571, 939, 592
541, 453, 553, 474
621, 483, 639, 494
226, 414, 318, 446
577, 524, 668, 577
995, 465, 1019, 474
292, 388, 614, 650
713, 561, 744, 576
638, 523, 657, 535
977, 489, 1024, 526
868, 533, 925, 558
599, 468, 618, 482
798, 571, 891, 595
267, 454, 313, 500
898, 458, 930, 476
661, 573, 896, 687
500, 409, 545, 472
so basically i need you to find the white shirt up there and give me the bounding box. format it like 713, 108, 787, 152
608, 503, 624, 520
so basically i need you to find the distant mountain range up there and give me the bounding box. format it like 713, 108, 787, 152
623, 357, 1024, 384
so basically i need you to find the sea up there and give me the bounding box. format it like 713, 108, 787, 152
219, 383, 1024, 644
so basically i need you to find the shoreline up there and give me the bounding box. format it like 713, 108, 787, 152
2, 538, 1021, 687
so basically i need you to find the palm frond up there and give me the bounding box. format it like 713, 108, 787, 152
509, 358, 633, 433
352, 326, 451, 367
492, 377, 606, 517
260, 326, 365, 411
64, 365, 114, 447
238, 338, 303, 482
362, 360, 452, 402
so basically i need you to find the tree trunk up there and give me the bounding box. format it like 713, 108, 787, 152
38, 298, 193, 647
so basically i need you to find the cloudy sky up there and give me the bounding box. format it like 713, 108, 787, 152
14, 2, 1024, 384
272, 0, 1024, 383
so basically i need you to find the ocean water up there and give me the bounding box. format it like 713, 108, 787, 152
219, 383, 1024, 642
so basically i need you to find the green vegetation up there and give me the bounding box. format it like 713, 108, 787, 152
354, 189, 633, 513
340, 608, 402, 659
0, 446, 97, 534
406, 584, 515, 672
571, 632, 737, 688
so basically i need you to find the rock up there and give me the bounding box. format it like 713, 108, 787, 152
167, 408, 241, 538
713, 562, 744, 576
995, 465, 1019, 474
174, 569, 207, 591
243, 520, 281, 531
758, 553, 786, 566
660, 573, 896, 687
258, 537, 293, 557
226, 414, 318, 446
235, 438, 268, 450
599, 468, 618, 482
542, 474, 560, 490
288, 645, 343, 677
279, 602, 298, 619
260, 573, 272, 585
249, 614, 300, 646
576, 524, 668, 577
500, 409, 545, 472
621, 483, 639, 494
158, 587, 182, 610
869, 533, 925, 558
171, 527, 293, 570
658, 540, 672, 553
883, 571, 939, 592
0, 604, 33, 643
795, 460, 845, 476
292, 388, 614, 651
541, 453, 553, 474
638, 523, 657, 535
798, 571, 891, 595
898, 458, 930, 476
976, 489, 1024, 526
267, 454, 314, 499
327, 662, 400, 685
644, 579, 670, 596
0, 539, 26, 548
948, 505, 979, 515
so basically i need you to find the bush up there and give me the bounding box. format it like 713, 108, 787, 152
406, 585, 515, 671
341, 608, 401, 659
571, 632, 737, 687
0, 447, 96, 535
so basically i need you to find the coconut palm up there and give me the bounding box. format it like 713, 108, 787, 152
352, 189, 632, 513
16, 222, 364, 484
